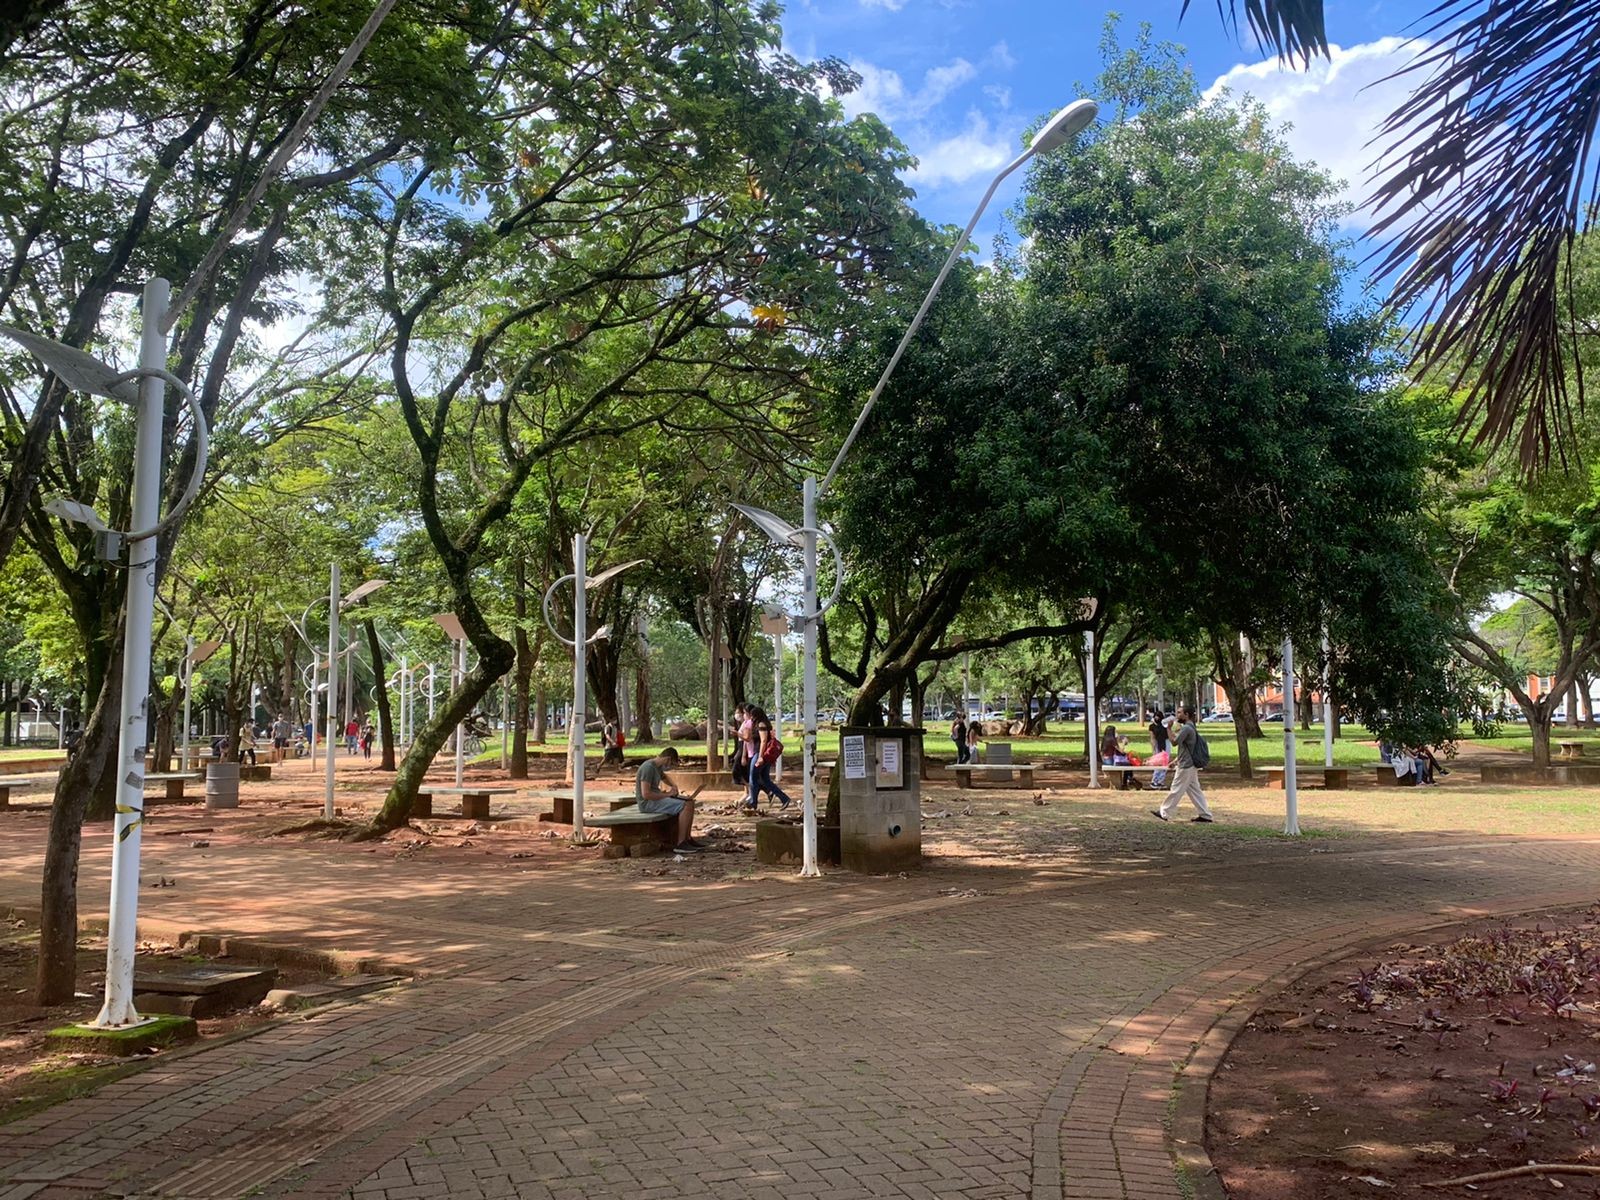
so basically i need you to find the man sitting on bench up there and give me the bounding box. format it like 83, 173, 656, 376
635, 747, 704, 852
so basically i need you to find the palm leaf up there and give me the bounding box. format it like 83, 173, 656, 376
1369, 0, 1600, 468
1181, 1, 1330, 61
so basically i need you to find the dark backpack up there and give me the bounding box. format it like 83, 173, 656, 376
1191, 730, 1211, 769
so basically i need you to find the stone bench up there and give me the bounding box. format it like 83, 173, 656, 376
1560, 740, 1586, 761
1263, 766, 1350, 790
0, 773, 58, 808
542, 788, 636, 824
949, 762, 1036, 789
412, 785, 518, 820
585, 805, 676, 857
145, 772, 203, 803
1374, 765, 1418, 788
239, 764, 272, 782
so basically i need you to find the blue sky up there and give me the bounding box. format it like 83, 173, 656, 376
781, 0, 1439, 274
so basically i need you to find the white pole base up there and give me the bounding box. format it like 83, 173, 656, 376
86, 1006, 154, 1031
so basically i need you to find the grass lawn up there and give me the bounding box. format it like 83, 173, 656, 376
471, 722, 1392, 769
0, 748, 63, 764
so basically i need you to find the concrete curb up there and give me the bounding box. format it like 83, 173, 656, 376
1165, 888, 1600, 1200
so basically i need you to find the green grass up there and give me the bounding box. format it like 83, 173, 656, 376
469, 722, 1389, 769
0, 747, 64, 763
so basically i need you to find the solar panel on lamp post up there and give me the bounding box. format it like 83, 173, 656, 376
730, 99, 1099, 877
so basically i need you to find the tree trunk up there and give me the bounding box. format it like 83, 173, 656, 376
365, 620, 395, 770
633, 622, 654, 744
533, 681, 547, 744
705, 598, 721, 769
371, 631, 514, 829
2, 679, 10, 746
510, 562, 534, 778
1298, 680, 1314, 731
908, 674, 929, 729
1529, 708, 1554, 768
36, 635, 123, 1004
1567, 681, 1581, 729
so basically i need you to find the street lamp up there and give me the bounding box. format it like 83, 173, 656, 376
431, 611, 469, 786
541, 536, 642, 840
732, 97, 1099, 877
0, 281, 210, 1030
290, 573, 387, 818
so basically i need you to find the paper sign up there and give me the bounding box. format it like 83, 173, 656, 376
842, 735, 867, 779
878, 739, 900, 781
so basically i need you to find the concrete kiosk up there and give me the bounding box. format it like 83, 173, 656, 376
837, 725, 922, 873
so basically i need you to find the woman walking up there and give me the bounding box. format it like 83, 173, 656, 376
747, 706, 792, 810
951, 709, 969, 765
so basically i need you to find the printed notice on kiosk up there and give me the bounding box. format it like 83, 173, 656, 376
878, 739, 901, 785
842, 735, 867, 780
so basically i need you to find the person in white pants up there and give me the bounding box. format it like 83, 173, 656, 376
1153, 708, 1214, 823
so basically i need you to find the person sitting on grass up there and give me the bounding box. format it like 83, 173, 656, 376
635, 746, 704, 852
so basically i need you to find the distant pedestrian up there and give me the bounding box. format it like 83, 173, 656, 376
1148, 711, 1172, 789
966, 716, 982, 764
601, 719, 625, 769
361, 722, 375, 760
236, 722, 258, 767
344, 717, 359, 754
951, 709, 969, 765
272, 713, 293, 750
1151, 708, 1213, 823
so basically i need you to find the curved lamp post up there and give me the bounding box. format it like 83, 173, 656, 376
730, 96, 1100, 878
0, 280, 209, 1029
541, 535, 641, 841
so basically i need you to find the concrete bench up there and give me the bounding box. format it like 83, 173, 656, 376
543, 788, 636, 824
949, 762, 1036, 789
412, 785, 518, 820
585, 805, 676, 857
1264, 766, 1350, 790
1560, 741, 1586, 761
0, 773, 59, 808
1374, 765, 1418, 788
145, 772, 203, 803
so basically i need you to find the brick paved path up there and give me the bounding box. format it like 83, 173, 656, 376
1, 813, 1597, 1199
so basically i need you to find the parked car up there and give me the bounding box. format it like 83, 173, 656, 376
1201, 711, 1234, 723
1261, 712, 1285, 723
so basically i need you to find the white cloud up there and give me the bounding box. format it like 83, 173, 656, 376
1205, 36, 1421, 227
909, 110, 1012, 187
841, 55, 977, 122
859, 0, 906, 10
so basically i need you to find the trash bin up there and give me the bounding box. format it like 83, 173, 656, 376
205, 761, 240, 810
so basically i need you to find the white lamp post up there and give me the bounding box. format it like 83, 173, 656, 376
1321, 624, 1334, 768
541, 536, 641, 840
1081, 597, 1101, 789
1, 282, 210, 1029
761, 605, 788, 777
733, 99, 1098, 876
431, 612, 469, 786
314, 574, 387, 818
1283, 636, 1300, 836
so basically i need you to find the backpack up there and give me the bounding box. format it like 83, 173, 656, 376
760, 733, 784, 766
1191, 730, 1211, 769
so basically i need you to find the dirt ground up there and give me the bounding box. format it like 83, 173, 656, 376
0, 922, 335, 1122
1209, 905, 1600, 1198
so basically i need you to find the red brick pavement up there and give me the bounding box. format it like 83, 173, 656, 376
0, 810, 1597, 1199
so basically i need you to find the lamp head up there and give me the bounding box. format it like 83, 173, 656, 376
1030, 99, 1098, 155
42, 496, 109, 532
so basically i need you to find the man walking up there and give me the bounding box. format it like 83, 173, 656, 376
1152, 707, 1214, 823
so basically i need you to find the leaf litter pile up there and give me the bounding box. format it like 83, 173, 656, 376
1209, 907, 1600, 1197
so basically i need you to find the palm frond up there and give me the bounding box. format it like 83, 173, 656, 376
1181, 0, 1329, 62
1369, 0, 1600, 468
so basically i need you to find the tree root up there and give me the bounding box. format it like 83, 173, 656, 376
1423, 1162, 1600, 1188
